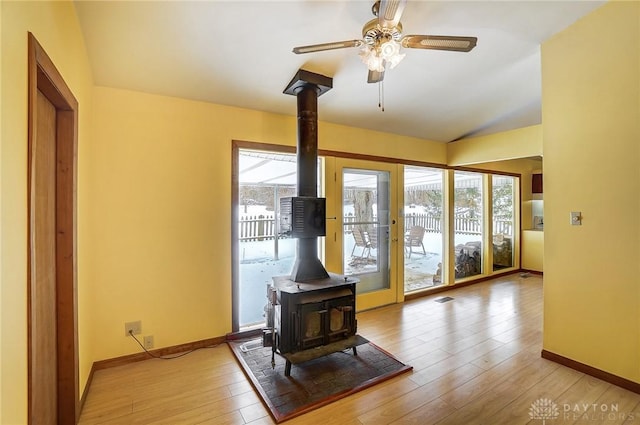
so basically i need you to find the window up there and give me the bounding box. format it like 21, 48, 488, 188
237, 150, 298, 328
492, 175, 516, 271
403, 166, 444, 292
454, 171, 484, 280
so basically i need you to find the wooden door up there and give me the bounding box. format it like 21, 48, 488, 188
30, 90, 59, 424
28, 33, 79, 424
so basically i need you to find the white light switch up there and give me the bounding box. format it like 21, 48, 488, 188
570, 211, 582, 225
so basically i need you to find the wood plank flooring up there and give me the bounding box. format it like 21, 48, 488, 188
79, 274, 640, 424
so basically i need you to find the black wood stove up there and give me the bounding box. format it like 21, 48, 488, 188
264, 273, 362, 376
262, 70, 365, 376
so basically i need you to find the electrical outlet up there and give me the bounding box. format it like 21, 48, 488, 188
124, 320, 142, 336
144, 335, 154, 350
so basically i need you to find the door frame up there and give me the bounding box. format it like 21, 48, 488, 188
326, 157, 400, 311
27, 33, 79, 424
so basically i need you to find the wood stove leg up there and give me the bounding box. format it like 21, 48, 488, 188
352, 346, 357, 356
285, 360, 292, 377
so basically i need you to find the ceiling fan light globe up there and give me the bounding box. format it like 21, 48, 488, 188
359, 46, 374, 65
367, 55, 385, 72
359, 45, 372, 57
388, 52, 405, 69
380, 39, 400, 59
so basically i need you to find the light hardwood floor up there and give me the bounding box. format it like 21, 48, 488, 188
79, 274, 640, 424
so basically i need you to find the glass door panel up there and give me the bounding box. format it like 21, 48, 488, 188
332, 158, 397, 310
236, 149, 323, 329
492, 175, 516, 271
343, 169, 390, 293
403, 166, 445, 292
454, 171, 484, 280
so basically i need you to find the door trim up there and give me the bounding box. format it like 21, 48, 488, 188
27, 33, 79, 424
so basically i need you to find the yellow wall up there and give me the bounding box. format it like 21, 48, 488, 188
542, 1, 639, 382
0, 1, 94, 423
0, 1, 4, 417
87, 86, 446, 361
522, 230, 543, 272
447, 124, 542, 166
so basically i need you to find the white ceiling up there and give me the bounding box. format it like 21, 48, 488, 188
74, 0, 604, 143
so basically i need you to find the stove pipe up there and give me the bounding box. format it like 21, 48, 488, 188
284, 69, 333, 282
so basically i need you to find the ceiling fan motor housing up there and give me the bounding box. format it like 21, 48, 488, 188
362, 19, 403, 47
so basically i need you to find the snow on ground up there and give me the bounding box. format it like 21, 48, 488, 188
238, 206, 483, 326
238, 233, 483, 326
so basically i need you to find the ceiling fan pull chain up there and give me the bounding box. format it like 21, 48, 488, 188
378, 81, 385, 112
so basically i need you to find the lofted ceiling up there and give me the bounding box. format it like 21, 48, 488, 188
74, 0, 604, 143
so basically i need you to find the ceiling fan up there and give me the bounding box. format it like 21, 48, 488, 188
292, 0, 477, 84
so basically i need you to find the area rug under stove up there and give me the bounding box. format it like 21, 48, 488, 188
228, 338, 412, 423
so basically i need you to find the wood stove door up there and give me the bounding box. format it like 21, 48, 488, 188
329, 158, 399, 311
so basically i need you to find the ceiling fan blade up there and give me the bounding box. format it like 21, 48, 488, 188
293, 40, 363, 54
401, 35, 478, 52
378, 0, 407, 28
367, 69, 385, 84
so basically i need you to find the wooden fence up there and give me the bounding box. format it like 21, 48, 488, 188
405, 213, 513, 236
239, 213, 513, 241
239, 214, 276, 242
404, 213, 442, 233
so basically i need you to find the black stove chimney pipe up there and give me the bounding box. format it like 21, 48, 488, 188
284, 69, 333, 282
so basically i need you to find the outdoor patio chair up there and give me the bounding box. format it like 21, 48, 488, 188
367, 227, 378, 255
404, 225, 426, 258
351, 227, 371, 259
